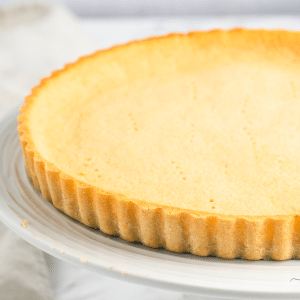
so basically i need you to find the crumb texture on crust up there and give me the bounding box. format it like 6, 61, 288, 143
18, 29, 300, 260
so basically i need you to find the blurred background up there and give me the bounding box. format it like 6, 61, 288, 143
1, 0, 300, 17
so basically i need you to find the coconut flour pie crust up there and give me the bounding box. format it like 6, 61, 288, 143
18, 29, 300, 260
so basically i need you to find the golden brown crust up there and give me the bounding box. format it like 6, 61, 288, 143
18, 29, 300, 260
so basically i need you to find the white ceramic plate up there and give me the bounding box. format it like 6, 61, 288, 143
1, 109, 300, 300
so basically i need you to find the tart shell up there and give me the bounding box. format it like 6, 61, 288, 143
18, 29, 300, 260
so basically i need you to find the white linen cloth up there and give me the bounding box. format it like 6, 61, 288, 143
0, 2, 94, 299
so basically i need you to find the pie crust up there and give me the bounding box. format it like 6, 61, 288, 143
18, 29, 300, 260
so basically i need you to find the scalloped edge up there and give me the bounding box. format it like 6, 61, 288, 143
17, 29, 300, 260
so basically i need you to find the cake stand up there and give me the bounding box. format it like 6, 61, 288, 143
1, 109, 300, 300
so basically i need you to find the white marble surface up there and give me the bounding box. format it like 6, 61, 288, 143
81, 14, 300, 51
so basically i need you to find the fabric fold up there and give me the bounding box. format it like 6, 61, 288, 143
0, 2, 94, 299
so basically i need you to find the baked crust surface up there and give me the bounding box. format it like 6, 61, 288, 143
18, 29, 300, 260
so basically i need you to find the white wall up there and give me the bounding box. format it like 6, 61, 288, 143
1, 0, 300, 17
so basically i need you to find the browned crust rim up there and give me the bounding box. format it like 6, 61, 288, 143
17, 29, 300, 260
